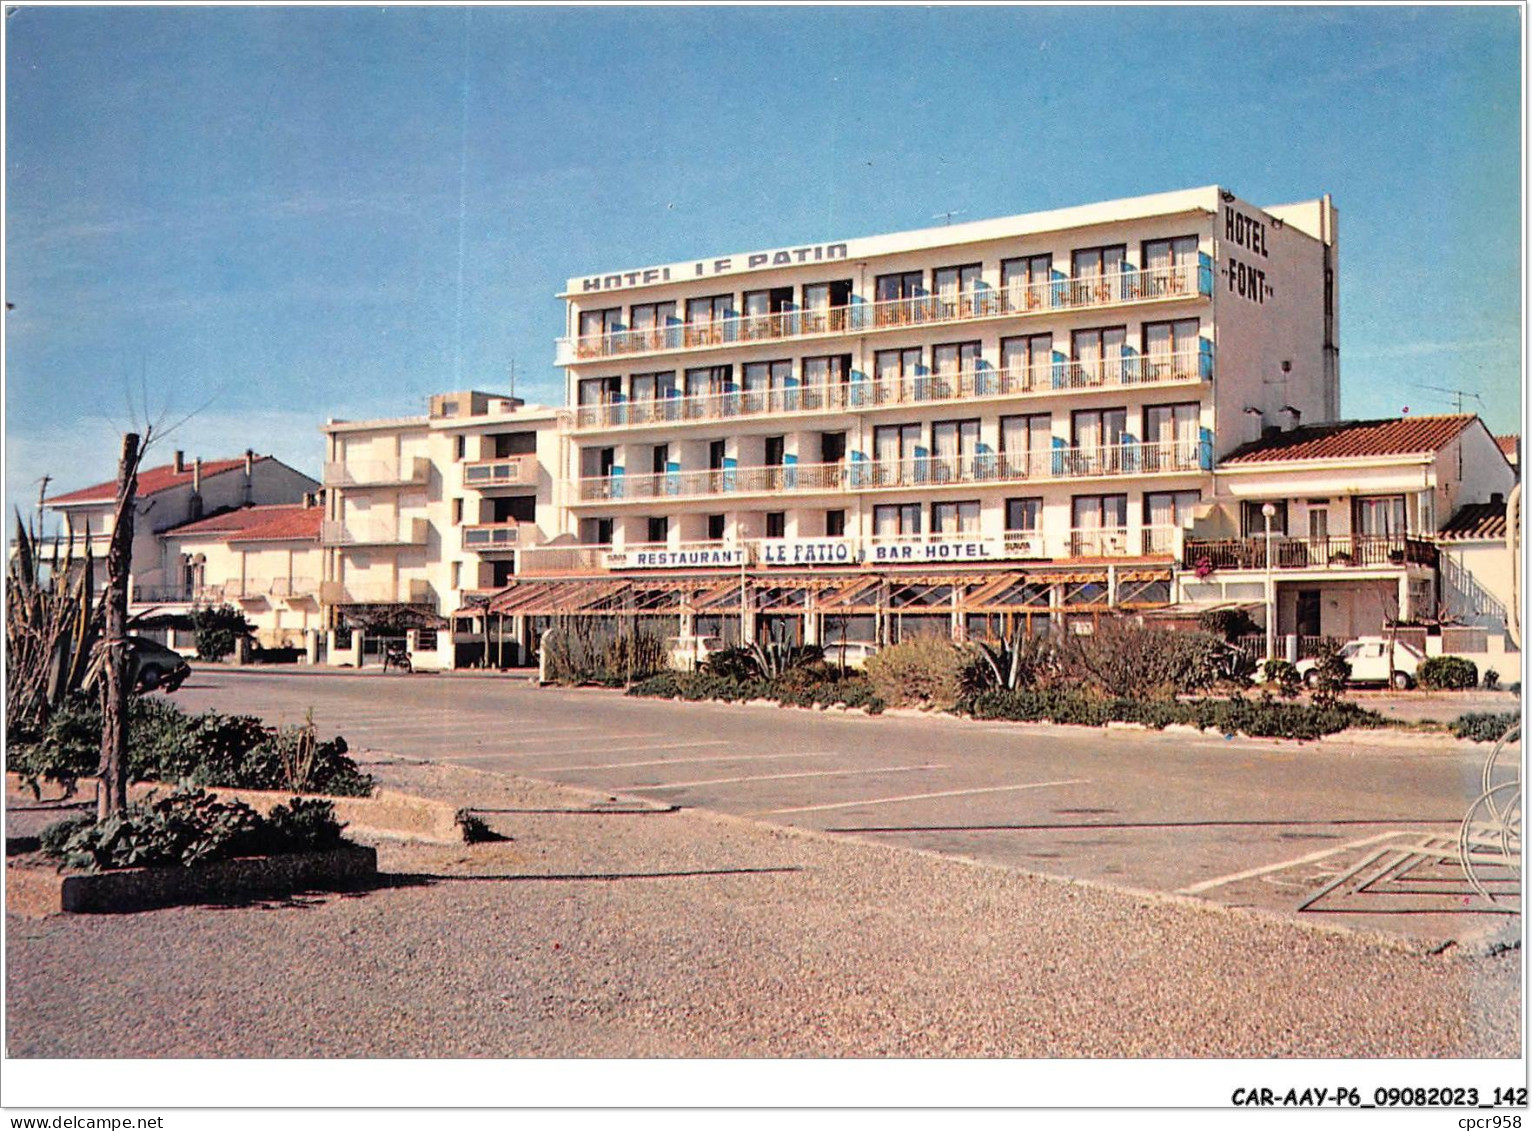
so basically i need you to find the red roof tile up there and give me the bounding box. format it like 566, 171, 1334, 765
1221, 415, 1475, 465
1438, 501, 1509, 542
46, 456, 268, 505
1496, 435, 1519, 458
167, 504, 321, 544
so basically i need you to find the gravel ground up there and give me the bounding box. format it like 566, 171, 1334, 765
5, 757, 1520, 1058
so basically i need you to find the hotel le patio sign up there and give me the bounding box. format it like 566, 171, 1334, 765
578, 243, 851, 293
604, 538, 1018, 571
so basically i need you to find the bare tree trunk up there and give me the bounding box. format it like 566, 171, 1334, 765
98, 433, 140, 820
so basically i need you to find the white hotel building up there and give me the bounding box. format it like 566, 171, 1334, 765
521, 186, 1342, 643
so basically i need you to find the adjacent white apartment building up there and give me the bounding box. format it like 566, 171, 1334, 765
520, 186, 1340, 643
320, 390, 565, 661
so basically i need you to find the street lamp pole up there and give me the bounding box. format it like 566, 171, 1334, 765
1262, 502, 1278, 662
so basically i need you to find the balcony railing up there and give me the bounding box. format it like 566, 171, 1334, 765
323, 457, 430, 488
558, 262, 1210, 364
320, 578, 433, 604
463, 455, 537, 489
576, 440, 1207, 504
462, 522, 523, 551
572, 350, 1208, 432
321, 518, 429, 546
1183, 535, 1439, 572
515, 545, 611, 577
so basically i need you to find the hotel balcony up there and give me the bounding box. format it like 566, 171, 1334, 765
323, 457, 431, 489
461, 522, 523, 552
320, 517, 429, 547
557, 262, 1211, 366
217, 577, 321, 603
462, 455, 538, 491
572, 350, 1210, 434
320, 578, 434, 605
574, 440, 1209, 505
1182, 535, 1438, 572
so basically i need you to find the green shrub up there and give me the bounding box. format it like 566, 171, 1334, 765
38, 813, 95, 856
192, 603, 255, 662
864, 636, 968, 710
1306, 639, 1352, 703
1450, 711, 1520, 743
626, 671, 884, 714
1418, 655, 1479, 690
1483, 669, 1501, 691
1198, 608, 1259, 642
1262, 659, 1302, 698
1061, 621, 1234, 699
700, 647, 759, 682
41, 787, 346, 872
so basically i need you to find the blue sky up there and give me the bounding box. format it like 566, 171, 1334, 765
4, 5, 1522, 514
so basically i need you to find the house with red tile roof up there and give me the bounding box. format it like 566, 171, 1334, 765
41, 449, 318, 608
1495, 434, 1519, 473
1177, 414, 1516, 647
158, 502, 325, 647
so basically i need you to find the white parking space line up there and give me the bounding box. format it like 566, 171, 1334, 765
1175, 831, 1409, 895
761, 778, 1088, 816
444, 740, 734, 762
619, 765, 946, 791
538, 752, 836, 772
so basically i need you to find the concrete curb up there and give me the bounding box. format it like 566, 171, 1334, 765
6, 843, 378, 916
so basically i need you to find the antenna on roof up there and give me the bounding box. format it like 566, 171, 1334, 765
1408, 382, 1485, 415
932, 210, 964, 226
508, 357, 517, 401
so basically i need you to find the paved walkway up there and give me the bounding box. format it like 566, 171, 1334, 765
5, 757, 1519, 1058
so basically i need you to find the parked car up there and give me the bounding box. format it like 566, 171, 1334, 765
127, 635, 192, 693
1295, 636, 1424, 690
667, 634, 726, 672
823, 640, 880, 670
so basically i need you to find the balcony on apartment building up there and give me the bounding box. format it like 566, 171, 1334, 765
322, 457, 431, 489
319, 578, 434, 605
516, 526, 1184, 578
461, 522, 523, 552
575, 439, 1210, 505
224, 577, 322, 603
1182, 534, 1439, 573
320, 518, 429, 547
557, 261, 1212, 366
461, 455, 538, 491
572, 350, 1210, 434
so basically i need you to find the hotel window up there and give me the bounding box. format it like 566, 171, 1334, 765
580, 517, 614, 546
685, 365, 735, 401
933, 263, 984, 317
874, 347, 923, 400
873, 503, 923, 537
650, 443, 670, 476
629, 371, 678, 424
707, 514, 726, 541
577, 376, 621, 406
1142, 402, 1201, 468
578, 307, 622, 341
1000, 334, 1051, 389
646, 516, 669, 545
802, 280, 853, 332
764, 436, 786, 467
1006, 497, 1043, 533
1241, 500, 1288, 537
742, 360, 792, 411
1001, 254, 1052, 310
1141, 235, 1199, 293
874, 270, 925, 325
684, 294, 733, 345
1144, 491, 1201, 553
931, 341, 981, 395
802, 354, 852, 409
1354, 495, 1408, 538
741, 287, 794, 340
765, 512, 786, 539
825, 509, 846, 537
931, 500, 981, 535
1071, 326, 1127, 386
1072, 494, 1129, 555
1071, 245, 1126, 280
628, 300, 677, 349
1000, 413, 1051, 477
1143, 319, 1201, 379
708, 441, 727, 471
874, 423, 922, 486
1071, 408, 1128, 474
930, 419, 979, 482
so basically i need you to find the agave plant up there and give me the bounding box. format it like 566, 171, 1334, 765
5, 510, 104, 744
747, 639, 824, 680
969, 631, 1061, 693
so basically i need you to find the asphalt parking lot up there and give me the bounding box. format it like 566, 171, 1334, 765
176, 669, 1522, 946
